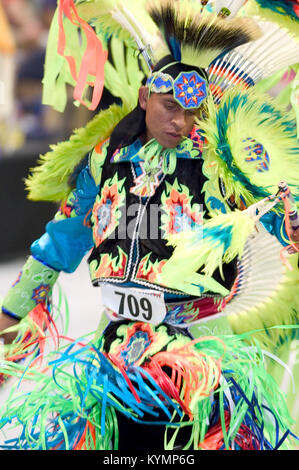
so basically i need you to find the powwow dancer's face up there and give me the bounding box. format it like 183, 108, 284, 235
138, 86, 200, 149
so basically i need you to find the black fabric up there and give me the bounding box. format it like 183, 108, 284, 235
116, 410, 192, 450
90, 54, 237, 295
107, 104, 146, 160
88, 155, 238, 294
102, 319, 193, 354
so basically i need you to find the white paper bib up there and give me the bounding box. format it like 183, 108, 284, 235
101, 284, 167, 325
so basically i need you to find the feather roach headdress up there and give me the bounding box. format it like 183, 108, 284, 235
41, 0, 299, 113
208, 0, 299, 102
146, 0, 261, 68
143, 0, 261, 108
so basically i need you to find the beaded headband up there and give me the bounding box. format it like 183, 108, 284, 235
146, 63, 208, 109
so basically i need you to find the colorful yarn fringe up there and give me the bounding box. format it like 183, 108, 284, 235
43, 0, 108, 112
43, 0, 149, 113
0, 285, 69, 386
0, 322, 297, 450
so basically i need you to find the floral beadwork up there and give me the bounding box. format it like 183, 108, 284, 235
243, 138, 270, 172
108, 323, 157, 367
119, 330, 152, 367
173, 71, 207, 109
107, 322, 177, 368
32, 283, 51, 304
146, 71, 208, 109
91, 173, 126, 247
161, 179, 203, 236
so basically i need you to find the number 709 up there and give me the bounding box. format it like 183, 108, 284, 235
115, 291, 153, 321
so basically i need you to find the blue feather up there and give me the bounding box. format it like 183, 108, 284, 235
168, 35, 181, 61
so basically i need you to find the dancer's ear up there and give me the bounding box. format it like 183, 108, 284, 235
138, 86, 149, 111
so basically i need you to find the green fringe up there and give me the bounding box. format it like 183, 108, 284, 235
42, 1, 149, 112
0, 328, 295, 450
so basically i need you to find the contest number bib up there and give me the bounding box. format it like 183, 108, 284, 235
101, 284, 167, 325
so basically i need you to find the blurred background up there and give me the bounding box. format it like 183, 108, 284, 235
0, 0, 102, 363
0, 0, 115, 261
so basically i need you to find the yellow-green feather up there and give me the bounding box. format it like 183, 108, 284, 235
25, 103, 131, 202
158, 210, 256, 296
199, 86, 299, 208
229, 254, 299, 351
244, 1, 299, 39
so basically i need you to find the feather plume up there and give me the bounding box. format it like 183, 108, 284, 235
25, 103, 131, 202
178, 225, 299, 356
147, 0, 262, 68
212, 0, 248, 18
200, 85, 299, 208
223, 226, 299, 351
157, 210, 256, 297
43, 0, 157, 112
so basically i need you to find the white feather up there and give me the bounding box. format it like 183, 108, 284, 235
208, 19, 299, 100
212, 0, 247, 17
176, 225, 287, 328
221, 224, 285, 316
111, 6, 154, 70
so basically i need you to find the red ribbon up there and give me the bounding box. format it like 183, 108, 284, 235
57, 0, 108, 110
293, 5, 299, 18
